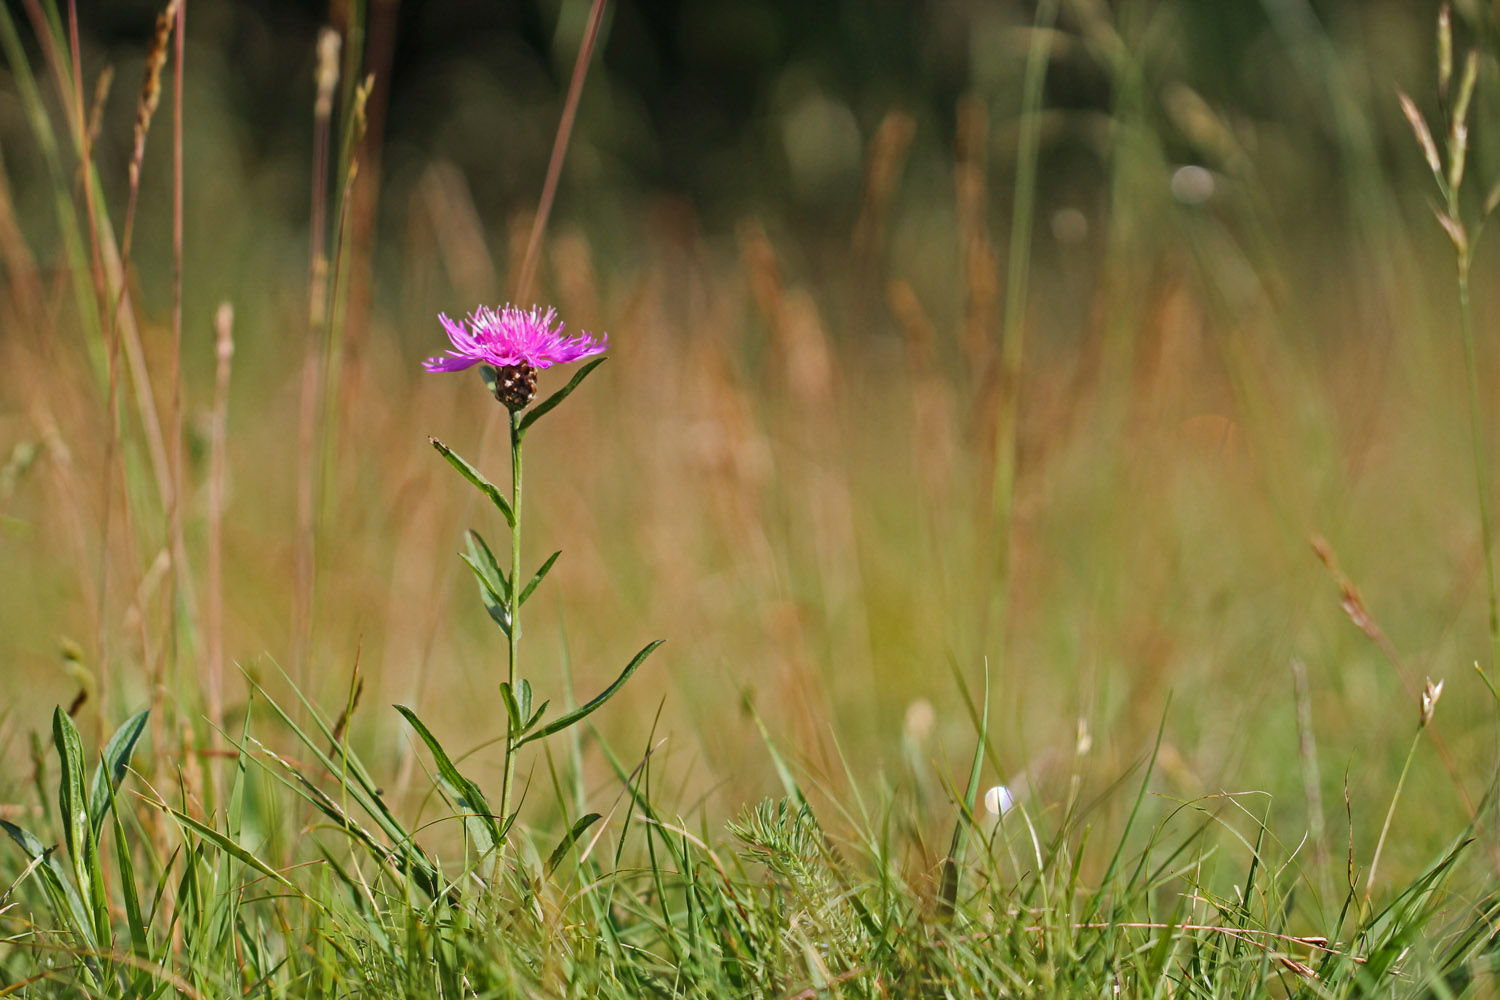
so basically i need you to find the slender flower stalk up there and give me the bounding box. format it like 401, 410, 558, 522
1365, 679, 1444, 909
500, 407, 523, 828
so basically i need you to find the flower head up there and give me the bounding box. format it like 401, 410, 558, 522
424, 304, 607, 375
1420, 677, 1445, 728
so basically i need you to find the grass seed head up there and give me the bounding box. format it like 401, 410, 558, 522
1420, 677, 1444, 727
315, 28, 342, 120
130, 0, 179, 187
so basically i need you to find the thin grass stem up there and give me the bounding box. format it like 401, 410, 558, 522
1364, 727, 1422, 909
1456, 259, 1500, 685
514, 0, 608, 304
166, 0, 187, 698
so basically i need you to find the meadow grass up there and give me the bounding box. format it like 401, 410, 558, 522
3, 0, 1500, 996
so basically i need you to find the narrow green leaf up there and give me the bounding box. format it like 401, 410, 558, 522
517, 639, 663, 747
229, 694, 254, 844
518, 357, 607, 433
0, 819, 98, 950
523, 700, 551, 735
498, 684, 523, 737
246, 671, 447, 900
516, 679, 533, 723
82, 810, 110, 959
431, 437, 514, 527
1078, 699, 1170, 930
547, 813, 602, 874
461, 551, 511, 635
106, 774, 150, 963
938, 660, 989, 919
52, 708, 90, 898
741, 694, 806, 810
146, 845, 181, 932
173, 841, 203, 932
394, 706, 500, 854
518, 551, 562, 607
88, 708, 149, 836
152, 802, 293, 888
466, 530, 510, 598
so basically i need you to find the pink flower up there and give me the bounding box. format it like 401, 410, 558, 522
423, 304, 607, 374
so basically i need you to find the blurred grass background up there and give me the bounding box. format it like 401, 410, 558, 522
1, 0, 1497, 889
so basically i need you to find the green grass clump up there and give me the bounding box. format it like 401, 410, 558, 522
1, 687, 1497, 997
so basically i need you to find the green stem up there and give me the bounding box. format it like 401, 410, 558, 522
1457, 256, 1500, 686
1364, 728, 1422, 909
499, 409, 524, 840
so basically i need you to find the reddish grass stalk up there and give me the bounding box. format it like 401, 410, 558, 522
339, 0, 398, 394
475, 0, 607, 486
164, 0, 188, 703
513, 0, 608, 303
64, 0, 106, 321
207, 303, 233, 796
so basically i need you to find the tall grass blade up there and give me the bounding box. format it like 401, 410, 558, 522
51, 707, 90, 905
88, 708, 149, 835
547, 812, 601, 874
393, 705, 500, 854
152, 802, 293, 889
939, 661, 988, 918
0, 819, 98, 951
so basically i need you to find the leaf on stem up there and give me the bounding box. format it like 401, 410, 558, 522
152, 803, 294, 888
395, 706, 501, 855
462, 531, 511, 633
519, 551, 561, 607
87, 708, 149, 836
499, 683, 523, 736
547, 813, 602, 874
518, 357, 607, 434
516, 639, 664, 747
520, 679, 535, 721
431, 437, 514, 528
51, 708, 90, 903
